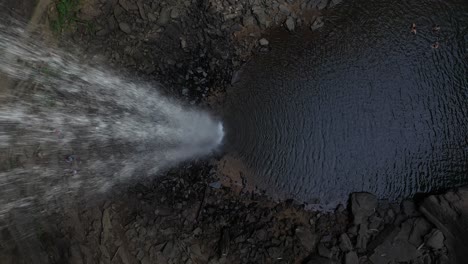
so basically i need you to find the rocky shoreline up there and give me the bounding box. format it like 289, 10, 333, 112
0, 0, 467, 263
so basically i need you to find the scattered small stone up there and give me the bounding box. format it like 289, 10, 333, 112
295, 226, 318, 252
408, 218, 432, 247
180, 38, 188, 49
118, 22, 132, 34
318, 243, 333, 259
259, 38, 269, 46
279, 4, 290, 15
311, 17, 324, 31
147, 13, 157, 22
209, 181, 222, 189
315, 0, 328, 10
285, 16, 295, 31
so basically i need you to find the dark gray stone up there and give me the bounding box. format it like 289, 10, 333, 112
345, 251, 359, 264
119, 22, 132, 34
408, 218, 432, 247
295, 226, 318, 252
339, 233, 353, 252
318, 243, 333, 259
311, 16, 324, 31
259, 38, 269, 46
285, 17, 295, 31
401, 199, 417, 216
351, 192, 378, 225
425, 229, 444, 250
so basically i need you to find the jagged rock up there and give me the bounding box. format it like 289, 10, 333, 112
170, 8, 180, 19
408, 218, 432, 247
369, 215, 383, 230
157, 7, 171, 25
318, 243, 333, 259
356, 223, 368, 252
370, 221, 422, 264
351, 193, 378, 225
311, 16, 324, 31
295, 226, 318, 252
285, 17, 295, 31
252, 6, 270, 28
315, 0, 329, 10
279, 4, 290, 15
345, 251, 359, 264
401, 200, 417, 216
242, 15, 256, 27
305, 256, 337, 264
267, 247, 283, 259
329, 0, 343, 8
119, 22, 132, 34
425, 229, 444, 250
339, 233, 353, 252
259, 38, 269, 46
420, 186, 468, 263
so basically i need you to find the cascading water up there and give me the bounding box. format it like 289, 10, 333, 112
0, 22, 224, 217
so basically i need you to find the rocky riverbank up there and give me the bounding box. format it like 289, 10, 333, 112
2, 165, 463, 263
0, 0, 467, 263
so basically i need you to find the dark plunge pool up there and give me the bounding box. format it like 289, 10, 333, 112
224, 0, 468, 207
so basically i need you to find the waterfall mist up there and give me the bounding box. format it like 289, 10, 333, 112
0, 23, 224, 217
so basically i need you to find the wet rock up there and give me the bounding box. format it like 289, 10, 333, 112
119, 22, 132, 34
339, 233, 353, 252
425, 229, 444, 250
295, 226, 318, 252
345, 251, 359, 264
311, 16, 324, 31
259, 38, 269, 46
285, 17, 295, 31
351, 192, 378, 225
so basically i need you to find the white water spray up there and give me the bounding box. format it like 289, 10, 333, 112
0, 24, 224, 216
